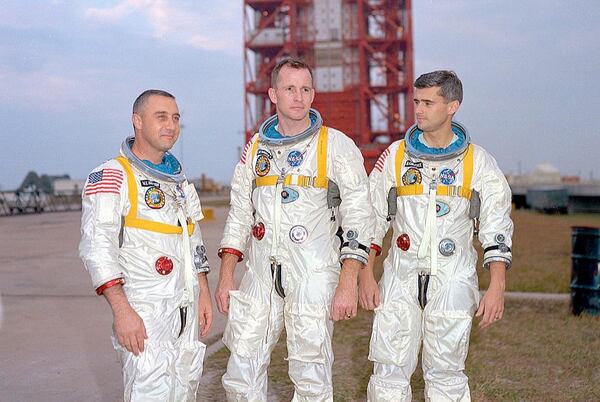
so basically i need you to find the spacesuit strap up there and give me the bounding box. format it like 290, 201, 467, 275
397, 184, 424, 196
115, 156, 138, 220
394, 139, 406, 189
253, 128, 329, 189
114, 156, 195, 236
434, 144, 474, 199
250, 134, 259, 161
254, 174, 329, 189
462, 144, 474, 189
314, 125, 329, 188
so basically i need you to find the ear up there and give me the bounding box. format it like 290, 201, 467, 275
132, 113, 142, 131
268, 87, 277, 104
309, 87, 315, 105
447, 100, 460, 115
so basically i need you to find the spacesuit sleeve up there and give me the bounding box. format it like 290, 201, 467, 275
220, 135, 257, 254
78, 160, 128, 290
331, 132, 374, 265
474, 146, 514, 269
368, 144, 396, 250
184, 182, 210, 273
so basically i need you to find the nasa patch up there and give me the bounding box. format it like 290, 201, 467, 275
287, 150, 304, 167
439, 168, 456, 185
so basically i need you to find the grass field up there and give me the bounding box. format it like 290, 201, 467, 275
478, 209, 600, 293
199, 209, 600, 401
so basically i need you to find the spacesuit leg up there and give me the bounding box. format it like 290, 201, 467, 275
367, 276, 422, 402
172, 301, 207, 402
222, 270, 285, 401
115, 303, 198, 402
284, 267, 339, 402
421, 276, 479, 402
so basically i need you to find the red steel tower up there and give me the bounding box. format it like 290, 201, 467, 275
244, 0, 414, 172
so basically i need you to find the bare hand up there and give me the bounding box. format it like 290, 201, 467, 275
331, 260, 360, 321
113, 305, 147, 356
358, 272, 380, 311
475, 285, 505, 329
198, 280, 213, 337
215, 275, 237, 315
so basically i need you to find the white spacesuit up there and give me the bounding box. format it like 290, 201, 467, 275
220, 109, 373, 401
367, 122, 513, 401
79, 138, 209, 402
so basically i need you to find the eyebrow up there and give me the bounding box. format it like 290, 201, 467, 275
153, 111, 181, 117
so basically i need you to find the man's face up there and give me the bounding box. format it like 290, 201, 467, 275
132, 95, 180, 153
268, 66, 315, 123
413, 86, 459, 133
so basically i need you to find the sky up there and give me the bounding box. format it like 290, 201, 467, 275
0, 0, 599, 190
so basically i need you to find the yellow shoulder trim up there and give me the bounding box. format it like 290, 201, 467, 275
115, 156, 137, 221
462, 144, 474, 190
315, 126, 328, 189
114, 156, 194, 236
250, 134, 259, 161
394, 140, 406, 189
252, 127, 329, 189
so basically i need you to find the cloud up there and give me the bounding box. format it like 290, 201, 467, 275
84, 1, 241, 54
0, 64, 107, 112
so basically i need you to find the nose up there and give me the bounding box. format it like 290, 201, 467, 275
415, 103, 424, 116
292, 88, 303, 102
166, 116, 177, 130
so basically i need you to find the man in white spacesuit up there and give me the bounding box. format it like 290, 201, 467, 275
215, 58, 373, 401
359, 70, 513, 401
79, 89, 212, 401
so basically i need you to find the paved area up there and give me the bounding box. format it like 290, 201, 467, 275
0, 207, 237, 402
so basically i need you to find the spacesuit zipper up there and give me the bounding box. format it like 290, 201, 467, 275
418, 273, 430, 309
271, 263, 285, 298
177, 306, 187, 338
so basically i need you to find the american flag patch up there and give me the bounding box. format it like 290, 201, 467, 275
373, 148, 391, 172
240, 139, 253, 164
84, 168, 123, 196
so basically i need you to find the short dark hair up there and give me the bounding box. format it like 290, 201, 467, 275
132, 89, 176, 114
414, 70, 463, 104
271, 57, 313, 87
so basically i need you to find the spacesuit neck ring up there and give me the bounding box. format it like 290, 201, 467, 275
258, 108, 323, 146
120, 136, 187, 183
404, 120, 471, 161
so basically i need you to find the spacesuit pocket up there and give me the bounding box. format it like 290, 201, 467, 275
285, 304, 328, 364
423, 310, 472, 371
368, 304, 415, 366
112, 338, 177, 400
222, 290, 269, 358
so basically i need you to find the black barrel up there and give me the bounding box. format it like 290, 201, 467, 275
571, 226, 600, 316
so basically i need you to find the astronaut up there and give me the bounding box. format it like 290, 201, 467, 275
215, 58, 373, 401
359, 71, 513, 401
79, 90, 212, 402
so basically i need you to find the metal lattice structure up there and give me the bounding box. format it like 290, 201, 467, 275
243, 0, 414, 171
